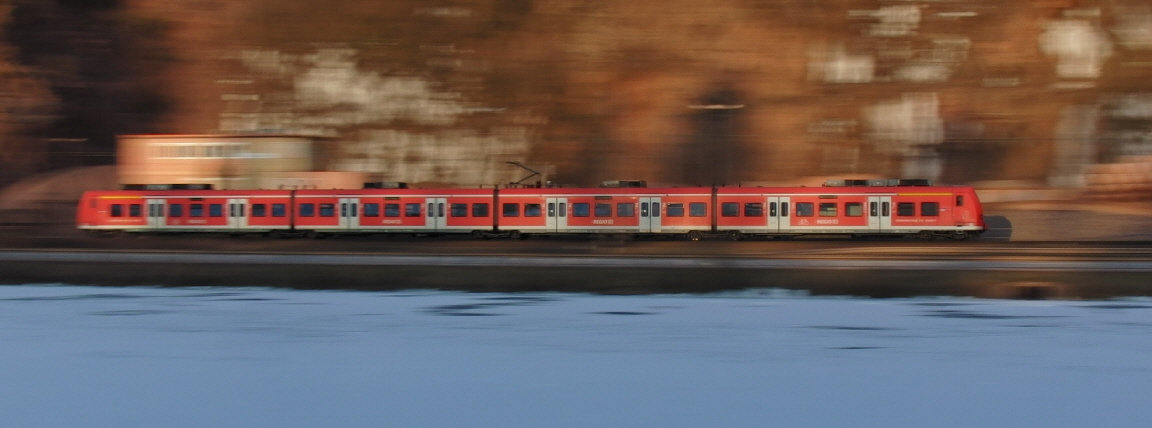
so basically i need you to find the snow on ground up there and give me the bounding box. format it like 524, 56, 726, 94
2, 285, 1151, 428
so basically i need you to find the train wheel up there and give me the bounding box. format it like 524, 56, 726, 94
687, 230, 702, 241
951, 231, 969, 241
471, 230, 486, 240
916, 231, 934, 240
727, 230, 742, 241
508, 230, 522, 240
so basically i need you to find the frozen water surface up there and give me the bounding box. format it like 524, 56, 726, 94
2, 285, 1151, 427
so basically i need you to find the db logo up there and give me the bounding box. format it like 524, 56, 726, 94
798, 219, 809, 225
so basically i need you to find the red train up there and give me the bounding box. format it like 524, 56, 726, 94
77, 180, 986, 240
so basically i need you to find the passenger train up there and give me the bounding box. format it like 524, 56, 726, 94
77, 180, 986, 240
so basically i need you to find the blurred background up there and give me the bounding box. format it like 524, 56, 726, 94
3, 0, 1152, 212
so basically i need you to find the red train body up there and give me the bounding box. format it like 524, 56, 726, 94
77, 183, 986, 240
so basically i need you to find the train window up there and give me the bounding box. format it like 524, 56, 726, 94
617, 203, 635, 217
595, 203, 612, 217
689, 202, 707, 217
503, 203, 520, 217
209, 204, 223, 217
384, 203, 400, 217
666, 203, 684, 217
721, 202, 739, 217
437, 203, 444, 217
744, 203, 764, 217
796, 202, 814, 217
525, 203, 542, 217
819, 203, 837, 217
169, 204, 183, 217
651, 202, 659, 217
299, 203, 315, 217
956, 195, 964, 206
869, 202, 878, 217
559, 203, 567, 217
252, 204, 267, 217
548, 203, 556, 217
882, 202, 890, 217
921, 202, 939, 216
190, 204, 204, 217
363, 203, 379, 217
319, 204, 335, 217
451, 203, 468, 217
427, 203, 434, 217
405, 203, 421, 217
572, 203, 590, 217
272, 204, 286, 217
846, 202, 863, 217
472, 203, 489, 217
781, 202, 789, 217
769, 202, 777, 216
896, 202, 915, 216
640, 202, 649, 217
110, 204, 123, 217
129, 204, 142, 217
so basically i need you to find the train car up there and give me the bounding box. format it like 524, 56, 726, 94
496, 186, 714, 238
292, 188, 496, 236
714, 183, 985, 240
77, 189, 294, 234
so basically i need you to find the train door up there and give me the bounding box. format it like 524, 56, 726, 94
870, 196, 892, 232
339, 197, 359, 230
546, 197, 568, 232
227, 199, 248, 229
146, 199, 166, 229
769, 196, 790, 232
429, 197, 447, 231
639, 197, 662, 233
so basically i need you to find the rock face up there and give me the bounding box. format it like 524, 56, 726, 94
7, 1, 1152, 191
